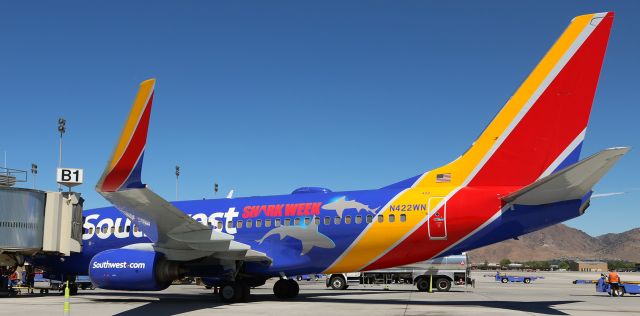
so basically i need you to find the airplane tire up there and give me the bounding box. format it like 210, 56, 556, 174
415, 278, 429, 292
286, 279, 299, 298
435, 278, 451, 292
329, 275, 347, 290
524, 278, 531, 284
501, 278, 508, 283
273, 279, 288, 299
220, 283, 242, 303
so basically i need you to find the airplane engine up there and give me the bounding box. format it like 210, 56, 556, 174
89, 249, 181, 291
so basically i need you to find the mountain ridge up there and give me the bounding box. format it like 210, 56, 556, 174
468, 224, 640, 263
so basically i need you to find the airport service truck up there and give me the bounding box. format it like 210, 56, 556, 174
326, 254, 471, 292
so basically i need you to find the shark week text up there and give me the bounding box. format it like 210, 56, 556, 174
242, 202, 322, 219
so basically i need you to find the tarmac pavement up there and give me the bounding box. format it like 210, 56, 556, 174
0, 271, 638, 315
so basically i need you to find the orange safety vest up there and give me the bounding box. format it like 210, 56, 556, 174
608, 272, 620, 283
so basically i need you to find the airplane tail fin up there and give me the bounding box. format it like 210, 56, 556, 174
96, 79, 155, 192
410, 12, 614, 188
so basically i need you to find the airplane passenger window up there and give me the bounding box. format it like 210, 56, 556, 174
265, 219, 272, 227
324, 217, 330, 225
89, 227, 94, 234
256, 219, 262, 228
400, 214, 406, 222
366, 215, 373, 223
377, 215, 384, 223
334, 216, 341, 225
314, 217, 320, 225
117, 226, 122, 233
304, 217, 311, 225
275, 218, 281, 227
126, 226, 130, 233
247, 220, 253, 228
345, 216, 352, 224
355, 215, 362, 224
294, 218, 300, 226
284, 218, 291, 226
237, 220, 243, 228
228, 221, 234, 228
110, 227, 115, 234
217, 221, 223, 229
389, 214, 395, 223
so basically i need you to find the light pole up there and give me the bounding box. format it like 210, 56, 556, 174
175, 165, 180, 200
31, 163, 38, 189
57, 118, 66, 191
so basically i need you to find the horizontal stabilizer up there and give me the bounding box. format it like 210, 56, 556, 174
502, 147, 629, 205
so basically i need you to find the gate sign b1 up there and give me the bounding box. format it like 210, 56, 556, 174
57, 168, 84, 187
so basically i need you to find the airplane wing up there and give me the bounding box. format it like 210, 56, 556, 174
502, 147, 629, 205
96, 79, 271, 263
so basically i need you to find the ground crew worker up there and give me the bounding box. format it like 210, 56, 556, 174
608, 270, 621, 296
9, 272, 18, 286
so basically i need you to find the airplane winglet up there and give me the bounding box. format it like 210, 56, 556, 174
97, 79, 155, 192
502, 147, 629, 205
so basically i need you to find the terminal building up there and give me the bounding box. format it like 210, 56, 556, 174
569, 260, 608, 272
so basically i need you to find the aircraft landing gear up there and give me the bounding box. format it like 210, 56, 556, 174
273, 279, 299, 299
219, 281, 250, 303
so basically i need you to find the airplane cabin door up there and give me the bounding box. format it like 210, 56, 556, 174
428, 197, 447, 240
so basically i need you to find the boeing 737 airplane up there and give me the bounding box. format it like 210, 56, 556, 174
36, 12, 627, 303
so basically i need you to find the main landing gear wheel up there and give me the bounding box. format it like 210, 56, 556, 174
524, 278, 531, 284
501, 278, 508, 283
219, 282, 250, 303
273, 279, 299, 299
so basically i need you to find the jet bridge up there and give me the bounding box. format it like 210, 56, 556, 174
0, 186, 83, 267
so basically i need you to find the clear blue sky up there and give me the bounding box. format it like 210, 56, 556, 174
1, 1, 638, 236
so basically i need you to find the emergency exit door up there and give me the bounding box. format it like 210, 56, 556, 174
428, 197, 447, 240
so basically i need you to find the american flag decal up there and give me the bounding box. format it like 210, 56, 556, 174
436, 173, 451, 183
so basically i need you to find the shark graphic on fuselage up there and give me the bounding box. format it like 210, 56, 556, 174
256, 217, 335, 255
321, 196, 380, 218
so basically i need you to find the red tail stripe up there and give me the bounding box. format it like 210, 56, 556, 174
468, 15, 612, 186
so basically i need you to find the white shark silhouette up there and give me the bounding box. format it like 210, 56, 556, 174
256, 217, 335, 255
321, 196, 380, 217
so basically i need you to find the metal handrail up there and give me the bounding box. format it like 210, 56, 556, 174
0, 167, 27, 187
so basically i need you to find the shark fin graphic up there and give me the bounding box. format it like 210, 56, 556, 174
300, 243, 313, 256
